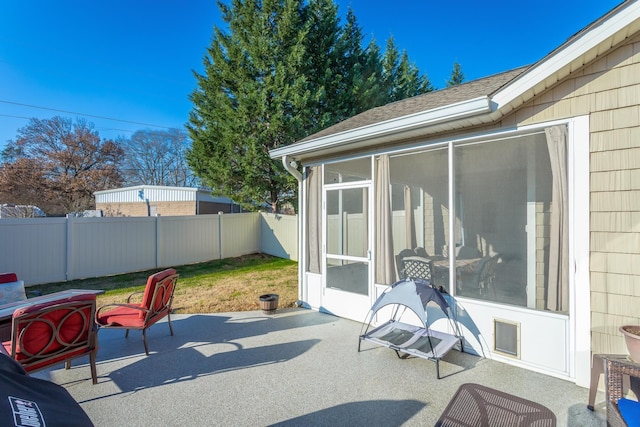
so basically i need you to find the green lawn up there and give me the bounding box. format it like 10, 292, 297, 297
28, 254, 299, 314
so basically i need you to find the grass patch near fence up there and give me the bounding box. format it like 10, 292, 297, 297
29, 254, 299, 314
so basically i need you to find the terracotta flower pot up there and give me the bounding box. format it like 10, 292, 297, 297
620, 325, 640, 362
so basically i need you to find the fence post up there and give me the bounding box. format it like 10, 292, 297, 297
155, 214, 161, 268
218, 211, 223, 259
65, 217, 73, 281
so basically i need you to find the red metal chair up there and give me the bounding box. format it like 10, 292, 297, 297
1, 293, 98, 384
95, 268, 179, 356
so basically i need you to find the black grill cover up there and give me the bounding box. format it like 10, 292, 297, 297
0, 354, 93, 427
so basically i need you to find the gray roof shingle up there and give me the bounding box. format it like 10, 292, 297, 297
300, 65, 530, 142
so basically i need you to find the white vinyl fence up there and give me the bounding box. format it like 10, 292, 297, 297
0, 212, 298, 286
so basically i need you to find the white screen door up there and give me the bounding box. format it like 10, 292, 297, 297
323, 183, 372, 321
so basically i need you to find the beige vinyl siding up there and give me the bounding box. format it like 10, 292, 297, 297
536, 202, 550, 310
422, 193, 437, 255
502, 32, 640, 355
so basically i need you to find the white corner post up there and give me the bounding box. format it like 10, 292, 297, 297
282, 156, 304, 302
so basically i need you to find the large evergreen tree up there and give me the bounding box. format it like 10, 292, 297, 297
188, 0, 432, 212
382, 37, 434, 102
446, 61, 465, 87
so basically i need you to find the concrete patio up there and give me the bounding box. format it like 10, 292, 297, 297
33, 308, 606, 426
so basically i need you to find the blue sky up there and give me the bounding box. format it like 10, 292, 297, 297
0, 0, 624, 151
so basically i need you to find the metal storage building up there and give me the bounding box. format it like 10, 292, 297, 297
95, 185, 241, 217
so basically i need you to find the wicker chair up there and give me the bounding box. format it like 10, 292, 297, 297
604, 355, 640, 427
460, 254, 501, 297
401, 256, 435, 283
396, 248, 418, 280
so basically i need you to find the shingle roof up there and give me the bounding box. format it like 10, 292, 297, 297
300, 65, 530, 142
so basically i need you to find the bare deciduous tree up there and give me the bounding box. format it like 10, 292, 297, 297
0, 116, 125, 215
119, 128, 197, 187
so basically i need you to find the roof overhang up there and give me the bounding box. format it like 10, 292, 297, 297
270, 96, 494, 160
271, 0, 640, 163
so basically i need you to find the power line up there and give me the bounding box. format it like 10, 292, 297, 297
0, 113, 33, 120
0, 115, 160, 136
96, 128, 136, 134
0, 164, 191, 172
0, 100, 171, 129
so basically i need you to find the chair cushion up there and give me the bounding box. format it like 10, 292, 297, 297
13, 293, 95, 317
139, 269, 177, 319
414, 247, 429, 258
2, 342, 12, 358
0, 273, 19, 284
6, 294, 96, 372
15, 308, 88, 355
456, 245, 482, 259
11, 347, 90, 373
96, 305, 146, 328
619, 398, 640, 427
0, 280, 26, 305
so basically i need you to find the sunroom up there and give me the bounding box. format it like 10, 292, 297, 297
288, 114, 589, 383
272, 67, 594, 385
269, 1, 640, 387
